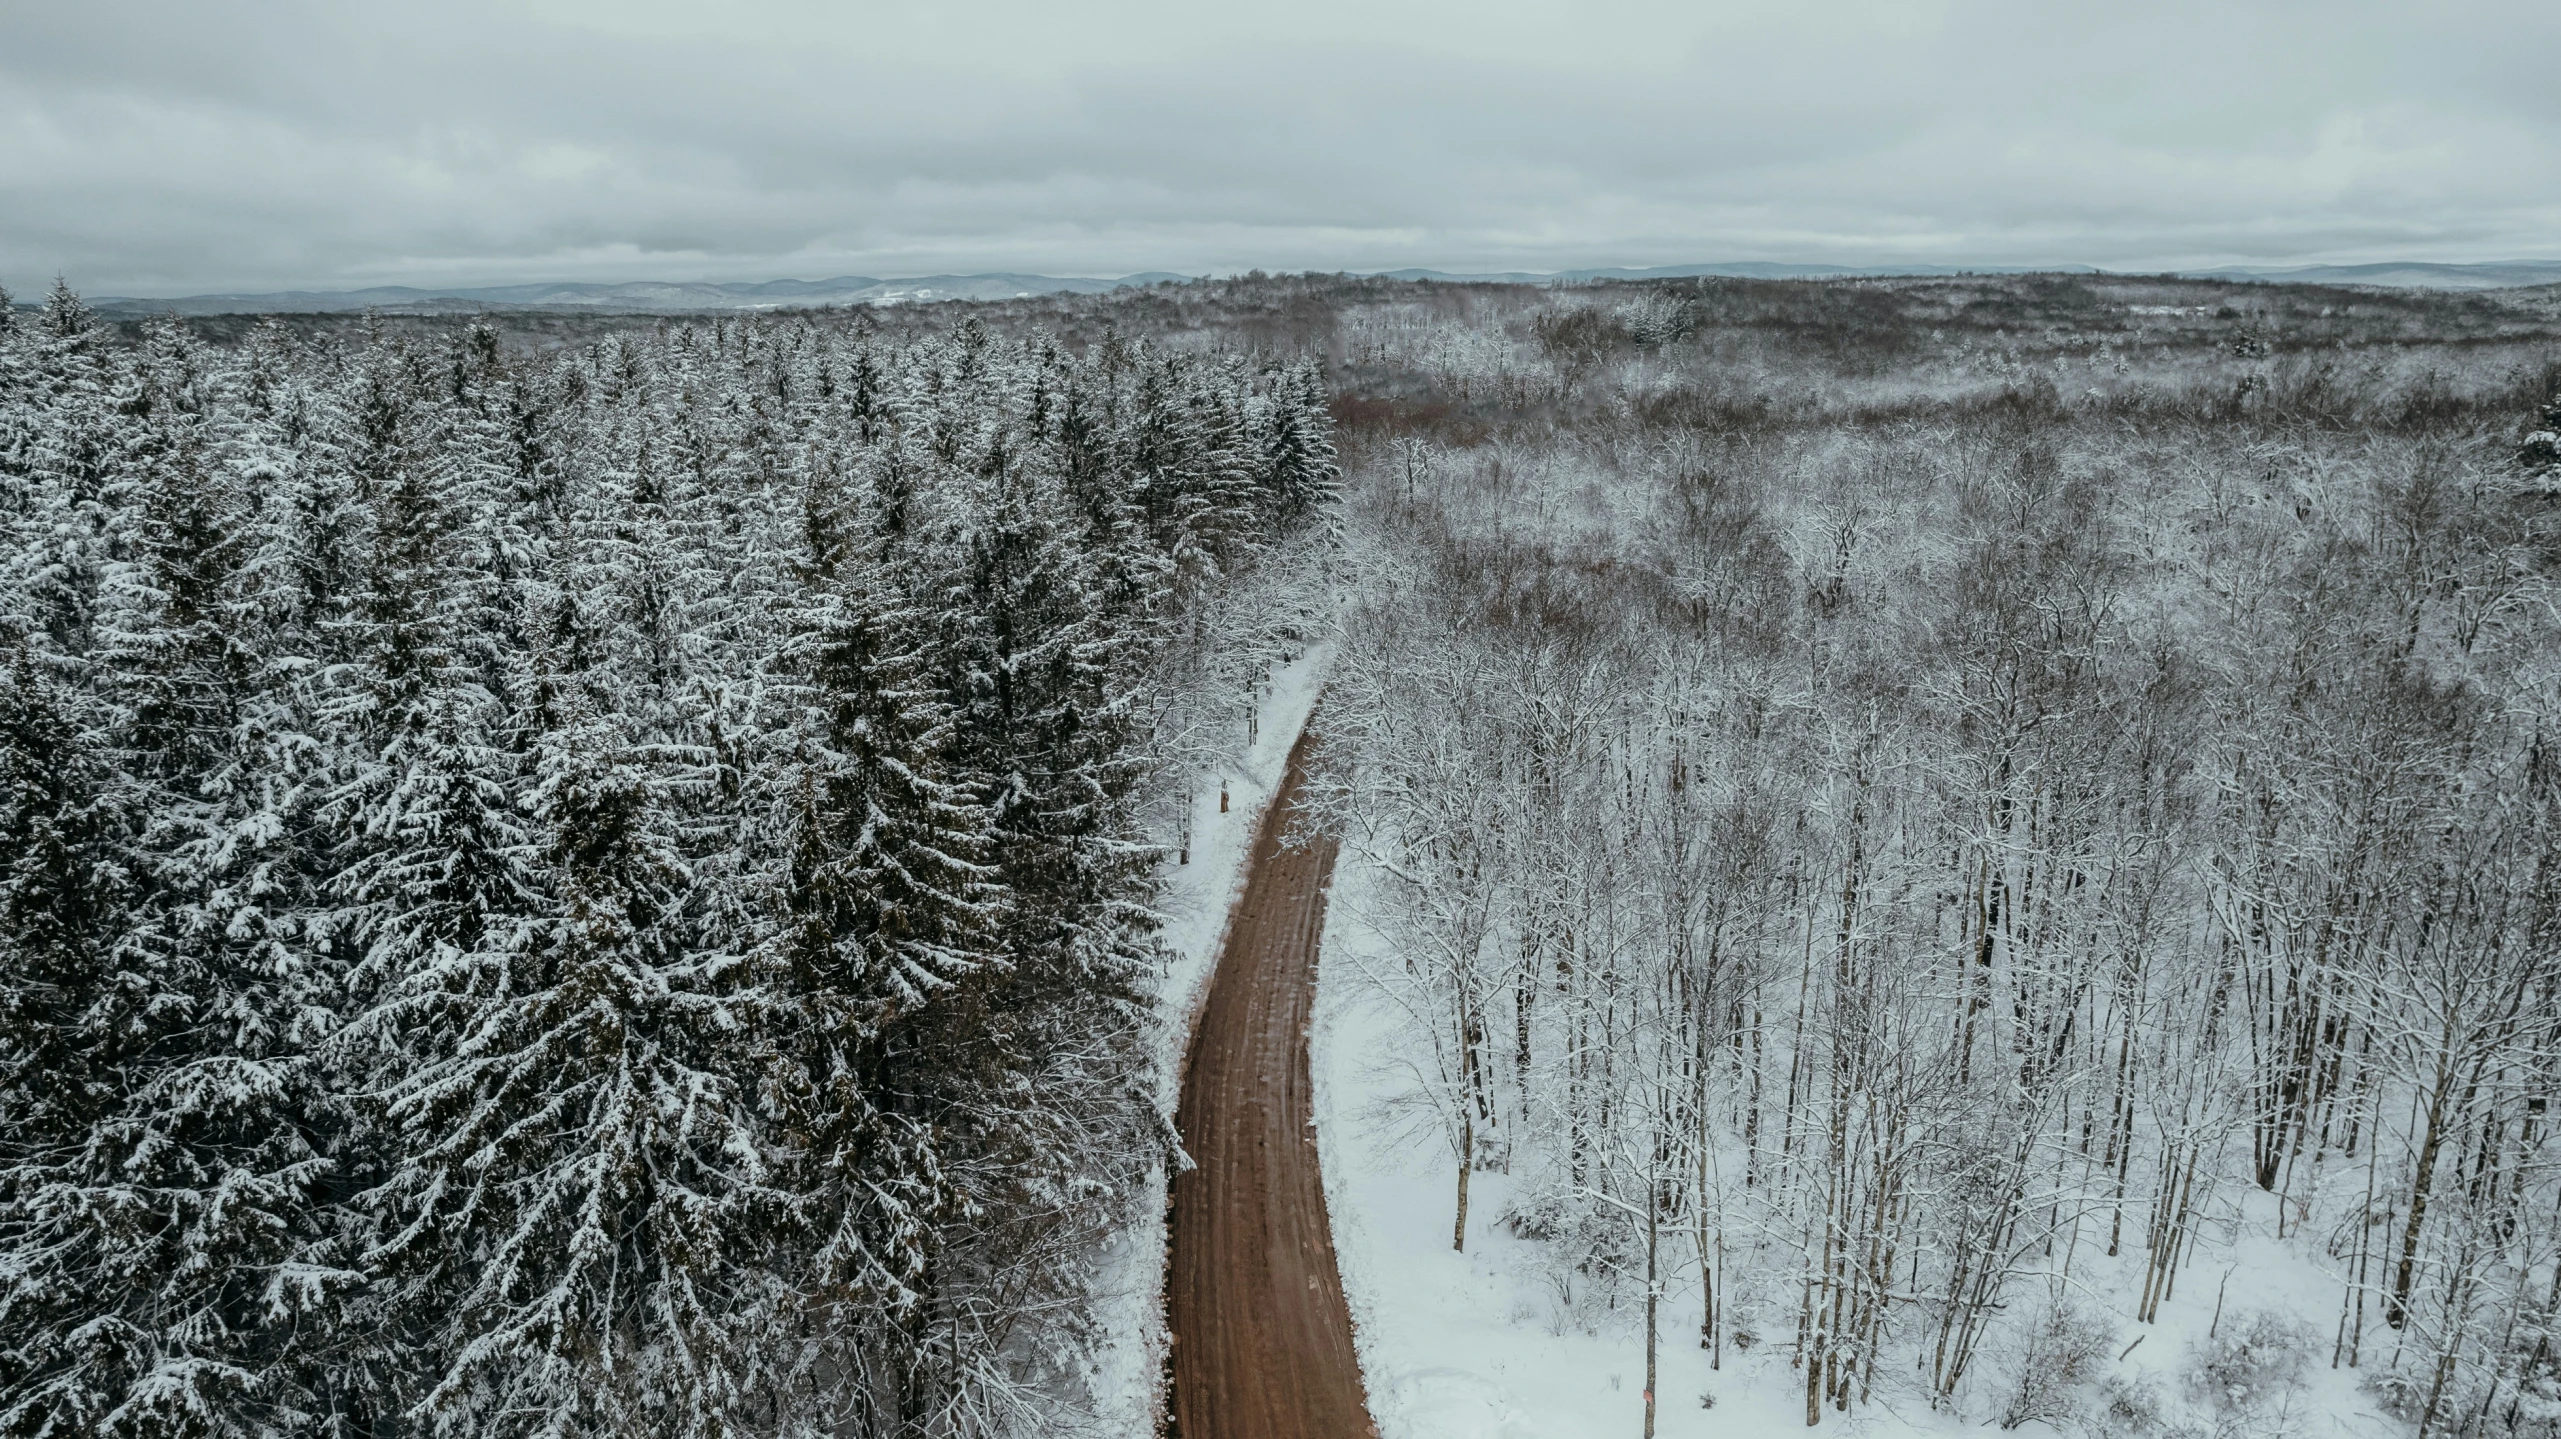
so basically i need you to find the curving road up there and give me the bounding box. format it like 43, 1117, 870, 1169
1169, 729, 1377, 1439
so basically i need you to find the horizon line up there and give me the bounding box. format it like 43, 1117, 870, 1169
16, 256, 2561, 307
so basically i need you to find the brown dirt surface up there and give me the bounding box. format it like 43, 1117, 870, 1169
1169, 729, 1378, 1439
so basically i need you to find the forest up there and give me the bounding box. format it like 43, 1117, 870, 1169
0, 282, 1335, 1437
7, 266, 2561, 1438
1303, 273, 2561, 1437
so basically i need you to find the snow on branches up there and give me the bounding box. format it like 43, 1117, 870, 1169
0, 295, 1336, 1439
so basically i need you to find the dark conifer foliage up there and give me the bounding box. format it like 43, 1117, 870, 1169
0, 296, 1337, 1438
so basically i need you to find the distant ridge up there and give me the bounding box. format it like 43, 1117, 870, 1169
85, 272, 1196, 316
1382, 260, 2561, 290
2180, 261, 2561, 291
71, 260, 2561, 315
1373, 262, 2105, 283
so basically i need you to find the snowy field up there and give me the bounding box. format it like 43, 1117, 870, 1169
1085, 641, 1338, 1435
1314, 849, 2401, 1439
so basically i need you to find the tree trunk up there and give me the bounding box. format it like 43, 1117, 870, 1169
1644, 1181, 1659, 1439
1453, 1106, 1472, 1253
2389, 1060, 2454, 1330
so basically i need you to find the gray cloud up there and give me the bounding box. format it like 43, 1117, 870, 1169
5, 0, 2557, 296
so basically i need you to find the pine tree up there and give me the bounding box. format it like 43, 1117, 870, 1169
1041, 367, 1168, 628
757, 473, 998, 1426
0, 283, 29, 516
0, 319, 357, 1439
4, 282, 126, 660
910, 449, 1164, 1420
0, 651, 150, 1436
940, 448, 1156, 1008
1255, 361, 1342, 539
364, 699, 773, 1439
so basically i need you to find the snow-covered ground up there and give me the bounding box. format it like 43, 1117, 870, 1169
1083, 640, 1338, 1436
1311, 851, 2403, 1439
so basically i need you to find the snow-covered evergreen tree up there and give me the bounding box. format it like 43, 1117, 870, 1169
754, 458, 1002, 1425
0, 316, 357, 1439
362, 699, 775, 1439
0, 295, 1343, 1438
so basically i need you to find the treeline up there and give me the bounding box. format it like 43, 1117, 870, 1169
0, 284, 1335, 1437
1319, 328, 2561, 1435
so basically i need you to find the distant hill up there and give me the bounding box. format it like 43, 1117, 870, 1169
86, 272, 1196, 316
1376, 262, 2106, 284
72, 260, 2561, 315
2182, 261, 2561, 290
1386, 261, 2561, 289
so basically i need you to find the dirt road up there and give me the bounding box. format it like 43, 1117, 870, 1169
1169, 730, 1377, 1439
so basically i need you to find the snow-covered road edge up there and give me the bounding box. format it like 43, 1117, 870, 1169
1309, 850, 1398, 1430
1083, 639, 1337, 1437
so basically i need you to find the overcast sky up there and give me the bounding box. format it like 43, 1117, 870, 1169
5, 0, 2558, 297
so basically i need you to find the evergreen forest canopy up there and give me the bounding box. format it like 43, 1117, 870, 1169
0, 282, 1338, 1438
